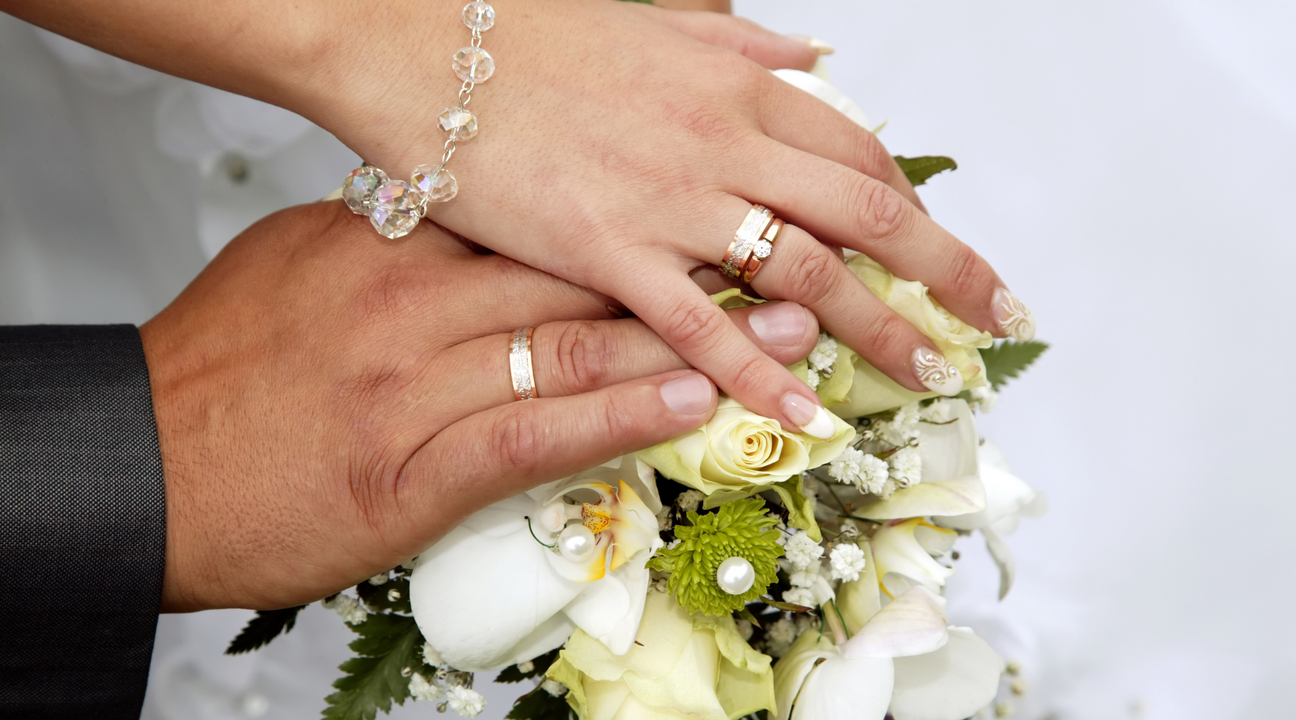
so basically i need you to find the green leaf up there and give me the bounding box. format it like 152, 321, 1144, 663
760, 596, 814, 613
496, 649, 561, 684
225, 605, 306, 655
769, 475, 821, 542
506, 686, 576, 720
355, 576, 412, 615
980, 340, 1049, 390
894, 155, 957, 186
322, 613, 426, 720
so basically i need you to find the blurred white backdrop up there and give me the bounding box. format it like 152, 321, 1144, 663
2, 1, 1293, 718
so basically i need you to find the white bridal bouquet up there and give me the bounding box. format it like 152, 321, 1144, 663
227, 69, 1049, 720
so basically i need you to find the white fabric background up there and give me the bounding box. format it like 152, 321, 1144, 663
1, 1, 1292, 718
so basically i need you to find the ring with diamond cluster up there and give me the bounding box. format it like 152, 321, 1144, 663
509, 327, 539, 401
720, 205, 782, 282
339, 1, 497, 239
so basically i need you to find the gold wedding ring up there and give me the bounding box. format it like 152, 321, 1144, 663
509, 327, 539, 401
741, 218, 783, 284
721, 205, 774, 279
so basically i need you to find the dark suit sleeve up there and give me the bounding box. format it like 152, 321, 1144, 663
0, 325, 166, 720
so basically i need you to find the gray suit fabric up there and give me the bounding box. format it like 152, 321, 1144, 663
0, 325, 165, 719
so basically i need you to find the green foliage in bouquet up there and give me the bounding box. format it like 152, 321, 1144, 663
894, 155, 958, 186
225, 605, 307, 655
496, 649, 561, 683
980, 339, 1049, 390
648, 498, 783, 616
323, 613, 428, 720
506, 686, 576, 720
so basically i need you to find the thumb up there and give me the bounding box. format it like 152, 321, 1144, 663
658, 11, 831, 72
396, 370, 717, 543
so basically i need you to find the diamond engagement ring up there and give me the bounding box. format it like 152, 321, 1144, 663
741, 218, 783, 284
509, 327, 539, 401
720, 205, 775, 279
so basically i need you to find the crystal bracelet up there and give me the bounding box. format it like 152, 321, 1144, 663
340, 1, 497, 239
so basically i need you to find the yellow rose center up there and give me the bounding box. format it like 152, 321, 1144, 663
733, 422, 784, 470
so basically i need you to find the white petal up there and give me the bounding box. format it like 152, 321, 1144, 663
858, 478, 986, 521
562, 548, 653, 655
498, 612, 578, 669
772, 631, 836, 720
982, 526, 1017, 601
843, 586, 949, 659
871, 520, 956, 594
890, 627, 1003, 720
936, 441, 1042, 532
791, 654, 893, 720
410, 499, 582, 671
773, 69, 872, 129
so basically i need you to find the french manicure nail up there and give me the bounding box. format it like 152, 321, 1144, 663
787, 34, 836, 55
781, 392, 836, 440
912, 347, 963, 396
749, 302, 806, 346
661, 374, 713, 416
992, 287, 1037, 341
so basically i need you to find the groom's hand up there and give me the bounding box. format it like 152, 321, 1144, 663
141, 201, 821, 612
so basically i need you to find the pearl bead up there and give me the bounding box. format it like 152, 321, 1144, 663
715, 556, 756, 595
558, 525, 597, 563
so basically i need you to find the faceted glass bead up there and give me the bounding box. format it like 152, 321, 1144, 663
342, 165, 388, 215
438, 107, 478, 141
453, 47, 495, 83
412, 165, 459, 203
369, 180, 422, 239
462, 2, 495, 32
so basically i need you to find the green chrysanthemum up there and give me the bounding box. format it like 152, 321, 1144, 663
649, 498, 784, 616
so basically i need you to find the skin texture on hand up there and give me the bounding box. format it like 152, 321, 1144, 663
140, 201, 821, 612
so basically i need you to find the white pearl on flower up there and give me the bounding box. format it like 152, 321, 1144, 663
558, 524, 597, 563
716, 557, 756, 595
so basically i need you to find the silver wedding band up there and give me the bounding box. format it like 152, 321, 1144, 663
509, 327, 539, 401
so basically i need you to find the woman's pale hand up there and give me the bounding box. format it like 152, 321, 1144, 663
310, 0, 1028, 435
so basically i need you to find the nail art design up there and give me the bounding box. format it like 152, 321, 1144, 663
913, 347, 963, 396
993, 288, 1036, 342
806, 37, 836, 55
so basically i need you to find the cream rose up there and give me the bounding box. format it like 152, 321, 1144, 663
833, 255, 994, 418
548, 589, 777, 720
638, 397, 854, 498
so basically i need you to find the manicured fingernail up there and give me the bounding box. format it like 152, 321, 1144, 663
787, 34, 836, 55
781, 393, 835, 439
912, 347, 963, 396
992, 287, 1036, 341
661, 374, 713, 415
749, 302, 806, 347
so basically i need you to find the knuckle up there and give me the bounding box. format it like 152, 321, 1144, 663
783, 244, 842, 307
723, 354, 773, 400
859, 313, 912, 363
554, 321, 613, 394
357, 264, 430, 325
661, 302, 725, 353
853, 131, 898, 180
596, 390, 639, 444
847, 179, 908, 241
492, 406, 544, 474
945, 243, 989, 301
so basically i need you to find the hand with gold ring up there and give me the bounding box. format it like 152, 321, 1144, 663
18, 0, 1033, 437
141, 200, 822, 612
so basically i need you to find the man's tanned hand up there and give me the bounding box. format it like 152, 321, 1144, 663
142, 201, 822, 613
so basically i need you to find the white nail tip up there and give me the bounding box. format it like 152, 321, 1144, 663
913, 348, 964, 397
801, 406, 837, 440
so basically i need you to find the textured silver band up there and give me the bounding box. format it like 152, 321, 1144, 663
509, 327, 538, 401
722, 205, 774, 278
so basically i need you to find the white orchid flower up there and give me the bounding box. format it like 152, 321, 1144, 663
935, 441, 1048, 598
871, 518, 958, 598
774, 542, 1002, 720
856, 400, 986, 521
409, 456, 662, 672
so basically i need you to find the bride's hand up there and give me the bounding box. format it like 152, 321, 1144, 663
310, 0, 1030, 435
